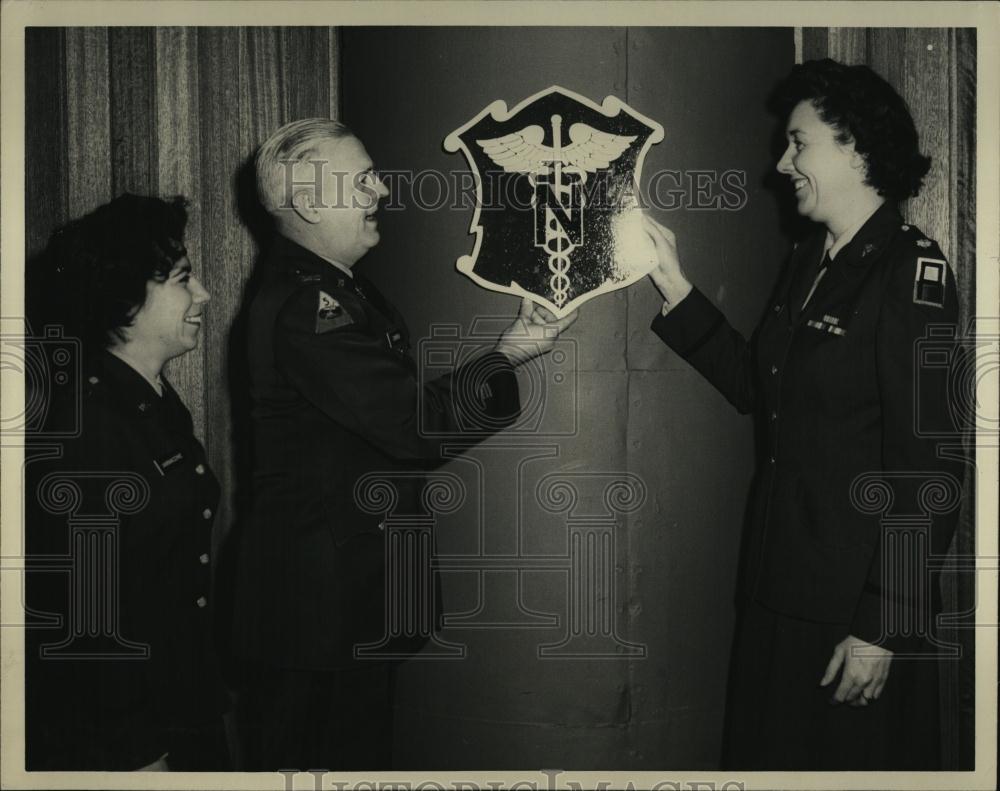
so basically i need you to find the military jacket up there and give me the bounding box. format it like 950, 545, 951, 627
26, 351, 225, 769
652, 202, 963, 648
233, 235, 521, 670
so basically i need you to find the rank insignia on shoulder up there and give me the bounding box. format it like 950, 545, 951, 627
916, 239, 932, 249
913, 257, 947, 308
316, 290, 353, 333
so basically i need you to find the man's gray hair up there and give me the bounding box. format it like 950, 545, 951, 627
255, 118, 354, 212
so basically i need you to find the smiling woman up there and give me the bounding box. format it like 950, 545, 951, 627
25, 194, 230, 771
642, 58, 964, 770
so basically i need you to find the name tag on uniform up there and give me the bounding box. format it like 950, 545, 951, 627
154, 450, 185, 476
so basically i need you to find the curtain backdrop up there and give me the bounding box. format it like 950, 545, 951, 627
26, 26, 341, 553
801, 27, 977, 770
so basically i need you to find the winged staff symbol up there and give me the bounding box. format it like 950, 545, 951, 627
445, 86, 664, 317
477, 117, 637, 307
477, 120, 637, 175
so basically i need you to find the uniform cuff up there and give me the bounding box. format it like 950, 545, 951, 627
476, 351, 521, 429
650, 287, 725, 357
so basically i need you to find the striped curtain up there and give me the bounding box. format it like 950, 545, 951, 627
25, 27, 341, 548
800, 28, 977, 770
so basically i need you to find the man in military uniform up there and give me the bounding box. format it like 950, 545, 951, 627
232, 118, 576, 770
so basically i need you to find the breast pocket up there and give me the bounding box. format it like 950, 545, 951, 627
794, 309, 865, 413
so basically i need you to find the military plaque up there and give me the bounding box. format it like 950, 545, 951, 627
445, 86, 664, 317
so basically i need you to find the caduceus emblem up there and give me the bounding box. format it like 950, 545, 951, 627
445, 86, 664, 317
476, 116, 636, 307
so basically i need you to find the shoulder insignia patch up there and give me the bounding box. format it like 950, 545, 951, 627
913, 257, 947, 308
315, 290, 353, 333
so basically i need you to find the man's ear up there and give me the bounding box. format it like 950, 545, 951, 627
291, 189, 321, 224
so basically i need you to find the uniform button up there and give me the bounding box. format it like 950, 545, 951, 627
195, 463, 205, 475
199, 553, 210, 565
88, 375, 99, 385
769, 456, 776, 464
773, 304, 782, 313
377, 521, 386, 531
202, 508, 213, 519
770, 411, 777, 420
770, 365, 778, 375
196, 596, 207, 608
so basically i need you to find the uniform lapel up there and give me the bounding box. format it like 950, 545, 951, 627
800, 202, 901, 322
787, 233, 827, 325
95, 353, 183, 476
353, 270, 412, 353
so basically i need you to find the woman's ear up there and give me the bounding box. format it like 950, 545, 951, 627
849, 147, 868, 173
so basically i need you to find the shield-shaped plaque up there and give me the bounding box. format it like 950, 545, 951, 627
444, 86, 664, 317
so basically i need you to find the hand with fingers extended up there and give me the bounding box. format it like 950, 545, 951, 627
495, 297, 579, 366
642, 213, 693, 310
820, 634, 893, 707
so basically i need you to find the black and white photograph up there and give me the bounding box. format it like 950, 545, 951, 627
1, 2, 996, 789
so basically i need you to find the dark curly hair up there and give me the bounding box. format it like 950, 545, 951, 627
770, 58, 930, 202
29, 193, 190, 352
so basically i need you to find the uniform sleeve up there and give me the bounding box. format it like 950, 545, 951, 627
850, 240, 964, 650
650, 287, 757, 414
274, 285, 521, 461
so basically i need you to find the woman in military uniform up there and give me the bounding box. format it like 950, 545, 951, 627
642, 60, 963, 768
26, 194, 230, 770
